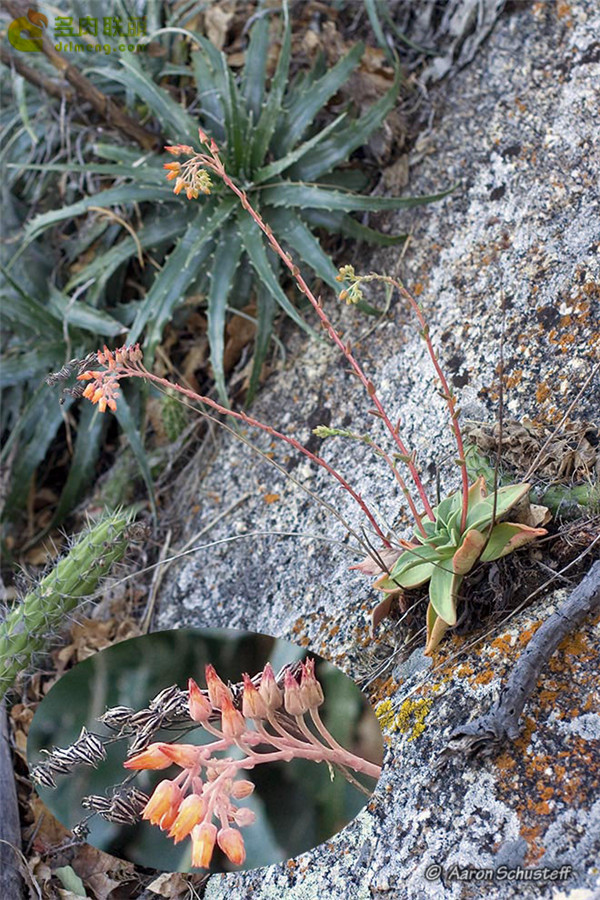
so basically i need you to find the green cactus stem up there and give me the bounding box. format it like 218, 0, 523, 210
0, 510, 133, 698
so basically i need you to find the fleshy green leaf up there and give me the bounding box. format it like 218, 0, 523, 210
428, 563, 461, 627
289, 65, 401, 182
250, 0, 292, 170
242, 15, 270, 120
96, 57, 198, 146
465, 483, 531, 531
253, 114, 347, 185
236, 208, 314, 336
479, 522, 546, 562
48, 287, 126, 338
424, 601, 451, 656
24, 185, 173, 245
263, 208, 339, 291
301, 208, 407, 247
246, 285, 276, 404
276, 42, 364, 153
264, 182, 457, 212
128, 197, 236, 350
207, 220, 244, 403
452, 529, 487, 574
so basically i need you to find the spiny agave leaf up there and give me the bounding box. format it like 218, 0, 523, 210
224, 62, 249, 173
207, 221, 244, 404
249, 0, 292, 171
452, 529, 487, 574
11, 162, 166, 182
301, 208, 408, 247
266, 182, 456, 213
0, 266, 61, 336
0, 343, 65, 389
276, 41, 364, 153
253, 114, 347, 185
289, 64, 400, 182
128, 197, 236, 350
246, 287, 276, 405
192, 50, 226, 143
428, 563, 460, 627
263, 208, 339, 291
66, 209, 196, 293
114, 387, 157, 523
3, 389, 73, 519
92, 143, 161, 167
236, 209, 315, 337
241, 15, 270, 121
49, 402, 107, 528
24, 185, 172, 245
48, 287, 126, 338
424, 602, 451, 656
97, 57, 198, 146
479, 522, 547, 563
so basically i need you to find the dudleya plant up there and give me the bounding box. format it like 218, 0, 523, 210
362, 479, 547, 653
47, 132, 549, 656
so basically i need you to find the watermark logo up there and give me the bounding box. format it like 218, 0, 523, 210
7, 12, 147, 55
8, 9, 48, 53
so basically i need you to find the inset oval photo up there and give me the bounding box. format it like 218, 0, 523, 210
28, 629, 383, 873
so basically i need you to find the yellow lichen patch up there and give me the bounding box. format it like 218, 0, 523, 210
470, 668, 495, 686
375, 697, 433, 741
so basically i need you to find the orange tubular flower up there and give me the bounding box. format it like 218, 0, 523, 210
157, 742, 202, 769
220, 693, 246, 740
217, 826, 246, 866
204, 664, 232, 709
123, 743, 172, 770
191, 821, 217, 869
258, 662, 282, 711
241, 673, 267, 719
283, 669, 308, 717
168, 793, 207, 843
300, 658, 324, 709
142, 779, 183, 829
188, 677, 212, 722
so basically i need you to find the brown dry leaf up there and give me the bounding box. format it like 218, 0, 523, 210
223, 304, 256, 374
70, 843, 135, 900
382, 155, 410, 193
146, 872, 197, 898
29, 794, 71, 851
25, 531, 65, 566
204, 3, 234, 51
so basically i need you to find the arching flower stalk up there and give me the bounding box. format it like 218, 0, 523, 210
31, 660, 381, 871
46, 131, 549, 655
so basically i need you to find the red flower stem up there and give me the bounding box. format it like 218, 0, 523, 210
198, 146, 435, 525
118, 365, 390, 546
364, 275, 470, 531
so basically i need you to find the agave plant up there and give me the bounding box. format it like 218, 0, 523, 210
21, 1, 451, 406
365, 478, 548, 653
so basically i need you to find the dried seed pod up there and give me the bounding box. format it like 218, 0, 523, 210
30, 765, 57, 788
99, 706, 135, 730
82, 795, 112, 813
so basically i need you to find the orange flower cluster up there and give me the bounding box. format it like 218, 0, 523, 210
76, 344, 143, 413
123, 660, 328, 870
163, 144, 213, 200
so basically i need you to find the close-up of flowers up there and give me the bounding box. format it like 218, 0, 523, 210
30, 656, 382, 871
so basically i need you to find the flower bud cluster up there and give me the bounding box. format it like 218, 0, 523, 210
163, 147, 213, 200
74, 344, 145, 413
335, 264, 364, 304
33, 658, 380, 872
